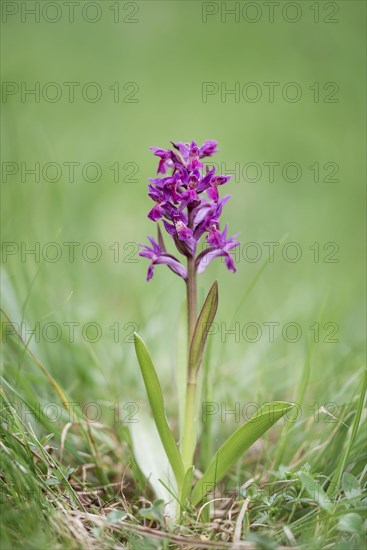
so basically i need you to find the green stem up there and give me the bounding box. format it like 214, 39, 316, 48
186, 255, 197, 347
181, 380, 197, 470
181, 207, 198, 470
186, 207, 197, 347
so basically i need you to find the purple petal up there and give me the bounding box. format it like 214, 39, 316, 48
225, 253, 237, 272
146, 263, 155, 281
158, 159, 169, 174
171, 141, 190, 161
147, 236, 161, 255
206, 228, 222, 247
163, 220, 176, 236
156, 254, 187, 280
196, 167, 216, 193
196, 248, 222, 274
216, 175, 232, 186
149, 147, 167, 157
199, 140, 218, 158
175, 220, 193, 242
148, 204, 164, 221
207, 186, 219, 201
139, 248, 154, 260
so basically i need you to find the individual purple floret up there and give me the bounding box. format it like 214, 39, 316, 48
140, 140, 239, 281
196, 225, 240, 274
139, 236, 187, 282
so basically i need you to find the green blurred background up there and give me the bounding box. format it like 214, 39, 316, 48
1, 1, 366, 418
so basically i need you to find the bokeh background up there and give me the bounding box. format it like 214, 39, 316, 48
1, 1, 366, 430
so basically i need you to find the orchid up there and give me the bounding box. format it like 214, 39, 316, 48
133, 140, 292, 515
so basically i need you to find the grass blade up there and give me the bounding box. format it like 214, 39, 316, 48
191, 401, 293, 505
230, 233, 289, 327
328, 368, 367, 493
273, 294, 328, 469
134, 333, 185, 487
1, 309, 70, 411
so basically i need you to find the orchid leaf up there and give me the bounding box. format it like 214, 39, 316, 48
191, 401, 293, 505
129, 412, 177, 517
189, 281, 218, 376
134, 333, 185, 487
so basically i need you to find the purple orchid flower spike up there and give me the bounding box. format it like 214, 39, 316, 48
140, 140, 239, 281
